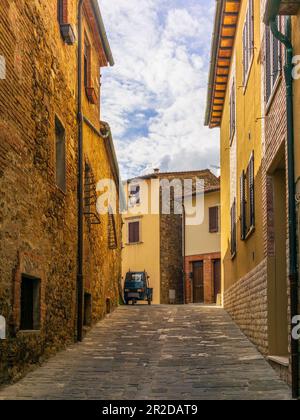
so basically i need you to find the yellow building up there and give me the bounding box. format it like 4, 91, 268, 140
206, 0, 300, 396
122, 175, 161, 304
122, 169, 221, 305
206, 0, 265, 345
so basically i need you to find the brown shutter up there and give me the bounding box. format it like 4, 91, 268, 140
231, 200, 237, 257
129, 222, 140, 244
249, 153, 255, 228
209, 207, 219, 233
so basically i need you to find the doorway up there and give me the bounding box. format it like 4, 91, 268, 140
213, 259, 221, 303
268, 156, 289, 357
193, 261, 204, 303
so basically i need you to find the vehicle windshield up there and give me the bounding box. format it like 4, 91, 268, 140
127, 273, 143, 282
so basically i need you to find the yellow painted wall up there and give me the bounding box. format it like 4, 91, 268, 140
185, 191, 221, 257
122, 179, 161, 304
220, 0, 264, 292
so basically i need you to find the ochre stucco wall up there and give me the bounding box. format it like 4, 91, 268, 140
185, 190, 221, 257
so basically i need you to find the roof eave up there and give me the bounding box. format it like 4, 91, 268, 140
205, 0, 224, 127
91, 0, 115, 66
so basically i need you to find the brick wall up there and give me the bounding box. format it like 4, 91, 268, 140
224, 259, 269, 355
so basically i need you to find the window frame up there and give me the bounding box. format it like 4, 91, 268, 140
128, 220, 141, 245
209, 206, 219, 234
55, 116, 66, 193
20, 274, 41, 332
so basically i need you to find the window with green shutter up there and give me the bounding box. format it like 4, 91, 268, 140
240, 152, 255, 240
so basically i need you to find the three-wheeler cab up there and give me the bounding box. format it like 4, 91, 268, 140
124, 271, 153, 305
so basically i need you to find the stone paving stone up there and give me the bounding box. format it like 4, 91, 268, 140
0, 305, 292, 400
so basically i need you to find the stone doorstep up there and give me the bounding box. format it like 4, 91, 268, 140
267, 355, 289, 368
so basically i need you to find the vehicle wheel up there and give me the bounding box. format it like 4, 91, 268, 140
125, 301, 129, 305
148, 299, 151, 306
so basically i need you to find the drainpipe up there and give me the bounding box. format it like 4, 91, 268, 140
182, 204, 186, 304
77, 0, 84, 342
269, 12, 299, 399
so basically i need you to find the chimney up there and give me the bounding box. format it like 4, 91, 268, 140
154, 168, 160, 174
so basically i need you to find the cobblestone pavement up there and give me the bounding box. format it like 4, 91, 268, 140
0, 305, 292, 400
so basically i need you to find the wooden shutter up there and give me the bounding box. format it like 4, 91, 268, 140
249, 0, 254, 60
129, 222, 139, 244
249, 153, 255, 228
230, 80, 236, 139
265, 28, 271, 103
231, 200, 237, 257
240, 171, 246, 240
209, 207, 219, 233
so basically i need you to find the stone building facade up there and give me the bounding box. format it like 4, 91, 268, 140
0, 0, 121, 384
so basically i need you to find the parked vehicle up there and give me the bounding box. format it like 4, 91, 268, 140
124, 271, 153, 305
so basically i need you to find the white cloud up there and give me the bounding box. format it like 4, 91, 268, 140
100, 0, 219, 179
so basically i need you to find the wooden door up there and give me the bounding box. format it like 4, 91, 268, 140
214, 259, 221, 303
193, 262, 204, 303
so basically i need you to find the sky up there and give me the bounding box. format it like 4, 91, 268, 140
100, 0, 219, 180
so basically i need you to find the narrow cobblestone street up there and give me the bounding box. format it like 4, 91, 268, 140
0, 305, 291, 400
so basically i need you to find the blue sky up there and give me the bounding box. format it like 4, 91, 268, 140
100, 0, 219, 179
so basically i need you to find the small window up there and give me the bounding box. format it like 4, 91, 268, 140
20, 275, 41, 331
128, 221, 140, 244
129, 184, 141, 207
55, 117, 66, 192
242, 0, 254, 85
84, 36, 91, 90
209, 206, 219, 233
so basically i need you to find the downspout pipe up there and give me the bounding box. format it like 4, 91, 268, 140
77, 0, 84, 343
269, 13, 299, 399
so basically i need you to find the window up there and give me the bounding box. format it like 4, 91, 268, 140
209, 206, 219, 233
129, 184, 140, 207
265, 17, 281, 104
84, 36, 91, 90
55, 117, 66, 192
240, 152, 255, 240
242, 0, 254, 86
20, 275, 41, 331
128, 221, 140, 244
231, 199, 237, 257
230, 79, 236, 141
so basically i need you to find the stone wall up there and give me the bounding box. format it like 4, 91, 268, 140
0, 0, 121, 384
224, 259, 268, 355
160, 210, 183, 305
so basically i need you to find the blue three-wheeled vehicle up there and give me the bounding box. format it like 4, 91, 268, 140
124, 271, 153, 305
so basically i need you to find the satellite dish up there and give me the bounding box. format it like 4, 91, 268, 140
0, 315, 6, 340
